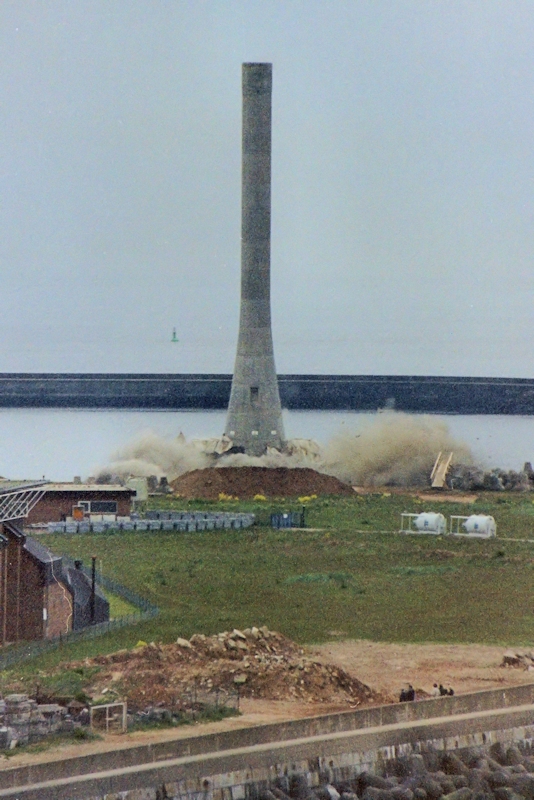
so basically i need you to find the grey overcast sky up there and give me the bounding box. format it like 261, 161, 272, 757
1, 1, 533, 377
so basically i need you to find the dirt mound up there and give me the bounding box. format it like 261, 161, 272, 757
69, 628, 384, 711
170, 466, 353, 499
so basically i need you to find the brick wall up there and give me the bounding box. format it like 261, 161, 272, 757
0, 523, 73, 645
26, 490, 134, 523
45, 581, 72, 638
18, 546, 45, 641
0, 541, 6, 646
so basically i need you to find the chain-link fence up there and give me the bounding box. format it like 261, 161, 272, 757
131, 685, 241, 729
0, 560, 158, 671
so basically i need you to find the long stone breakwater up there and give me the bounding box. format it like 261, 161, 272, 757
2, 374, 534, 412
2, 684, 534, 800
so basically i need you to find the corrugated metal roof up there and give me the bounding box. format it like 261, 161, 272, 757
0, 480, 48, 495
41, 483, 134, 493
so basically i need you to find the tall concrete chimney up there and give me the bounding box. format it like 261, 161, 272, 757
224, 63, 285, 456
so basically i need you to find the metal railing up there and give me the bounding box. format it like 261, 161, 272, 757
0, 561, 158, 670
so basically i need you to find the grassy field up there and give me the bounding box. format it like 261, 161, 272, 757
15, 490, 531, 673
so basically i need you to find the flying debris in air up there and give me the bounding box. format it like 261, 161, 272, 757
171, 327, 179, 343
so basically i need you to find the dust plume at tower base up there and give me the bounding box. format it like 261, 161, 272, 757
97, 412, 474, 489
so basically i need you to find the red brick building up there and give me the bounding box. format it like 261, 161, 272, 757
0, 482, 110, 645
0, 522, 72, 644
25, 484, 136, 524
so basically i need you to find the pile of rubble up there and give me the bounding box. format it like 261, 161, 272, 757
170, 467, 354, 500
70, 627, 384, 712
447, 463, 534, 492
501, 649, 534, 670
0, 694, 70, 750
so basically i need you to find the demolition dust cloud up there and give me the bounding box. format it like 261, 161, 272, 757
97, 412, 474, 488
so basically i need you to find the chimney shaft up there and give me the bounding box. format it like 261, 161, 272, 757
224, 63, 285, 455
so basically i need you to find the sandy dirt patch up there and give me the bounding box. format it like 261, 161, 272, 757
352, 487, 479, 504
309, 640, 534, 700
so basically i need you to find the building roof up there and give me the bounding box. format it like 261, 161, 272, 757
41, 483, 135, 494
24, 536, 65, 585
2, 524, 67, 586
0, 480, 48, 495
64, 566, 107, 606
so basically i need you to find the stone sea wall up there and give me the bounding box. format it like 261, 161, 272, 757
3, 686, 534, 799
57, 725, 534, 800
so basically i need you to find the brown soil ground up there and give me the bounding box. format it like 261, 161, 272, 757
38, 637, 533, 713
2, 638, 532, 769
171, 467, 353, 499
310, 640, 534, 700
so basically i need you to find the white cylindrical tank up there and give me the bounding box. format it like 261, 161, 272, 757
413, 512, 446, 535
462, 515, 496, 537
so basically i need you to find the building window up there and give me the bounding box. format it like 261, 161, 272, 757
250, 386, 259, 404
90, 501, 117, 514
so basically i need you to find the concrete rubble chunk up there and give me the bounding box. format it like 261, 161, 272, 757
123, 787, 158, 799
391, 790, 414, 800
289, 774, 311, 799
5, 694, 29, 703
407, 755, 427, 776
416, 777, 443, 800
362, 787, 394, 800
325, 786, 341, 800
441, 753, 469, 776
0, 727, 11, 749
176, 637, 193, 649
360, 775, 392, 791
489, 744, 509, 765
489, 772, 512, 790
506, 747, 524, 766
441, 790, 473, 800
494, 791, 522, 800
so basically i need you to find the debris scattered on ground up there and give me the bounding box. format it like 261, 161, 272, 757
447, 463, 534, 492
170, 467, 354, 500
63, 627, 384, 711
501, 649, 534, 670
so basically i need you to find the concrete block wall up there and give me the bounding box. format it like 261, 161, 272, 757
0, 694, 67, 748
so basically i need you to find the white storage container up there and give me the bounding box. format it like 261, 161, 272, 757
462, 515, 496, 538
413, 512, 446, 535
